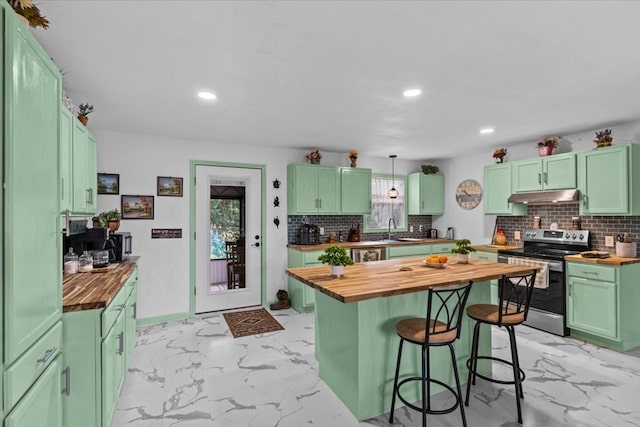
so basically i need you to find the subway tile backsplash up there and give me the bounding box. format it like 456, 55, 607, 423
288, 215, 432, 244
497, 205, 640, 253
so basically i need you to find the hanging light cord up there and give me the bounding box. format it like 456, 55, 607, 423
389, 155, 398, 199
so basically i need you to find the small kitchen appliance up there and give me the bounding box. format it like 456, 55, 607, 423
428, 228, 438, 238
108, 232, 133, 262
298, 224, 319, 245
497, 228, 591, 336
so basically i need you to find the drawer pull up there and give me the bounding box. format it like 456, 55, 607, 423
582, 270, 599, 275
113, 303, 125, 311
37, 347, 58, 364
117, 332, 124, 355
479, 256, 488, 260
62, 367, 71, 396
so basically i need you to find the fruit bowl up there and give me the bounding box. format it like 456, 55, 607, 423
422, 261, 445, 269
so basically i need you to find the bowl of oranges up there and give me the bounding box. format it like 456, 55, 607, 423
423, 254, 448, 268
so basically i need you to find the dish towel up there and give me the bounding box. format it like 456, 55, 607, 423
507, 257, 549, 289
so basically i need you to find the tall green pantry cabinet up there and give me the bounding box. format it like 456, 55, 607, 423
1, 5, 64, 427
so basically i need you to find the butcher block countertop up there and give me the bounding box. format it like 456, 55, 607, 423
63, 258, 138, 313
286, 257, 534, 303
287, 238, 455, 251
565, 253, 640, 266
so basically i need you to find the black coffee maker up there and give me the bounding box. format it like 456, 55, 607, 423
65, 227, 112, 264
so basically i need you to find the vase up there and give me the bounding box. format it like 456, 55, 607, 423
495, 157, 504, 163
310, 158, 321, 165
107, 220, 120, 232
538, 145, 553, 156
456, 254, 469, 264
350, 157, 357, 168
330, 265, 344, 277
78, 115, 89, 126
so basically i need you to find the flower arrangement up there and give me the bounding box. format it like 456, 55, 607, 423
348, 150, 358, 167
421, 164, 440, 174
537, 136, 562, 148
306, 150, 322, 164
594, 129, 613, 148
492, 148, 507, 163
78, 103, 95, 117
8, 0, 50, 29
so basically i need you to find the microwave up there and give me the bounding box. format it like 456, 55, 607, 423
109, 232, 132, 262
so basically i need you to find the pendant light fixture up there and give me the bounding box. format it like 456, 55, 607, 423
388, 155, 398, 199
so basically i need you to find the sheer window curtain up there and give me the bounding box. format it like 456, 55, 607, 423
365, 176, 406, 231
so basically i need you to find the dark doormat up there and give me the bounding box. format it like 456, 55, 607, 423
223, 308, 284, 338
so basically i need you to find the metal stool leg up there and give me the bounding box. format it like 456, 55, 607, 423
507, 326, 523, 424
449, 344, 468, 427
465, 321, 481, 405
423, 345, 430, 427
389, 338, 404, 423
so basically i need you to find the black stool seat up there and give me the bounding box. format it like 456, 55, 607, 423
389, 283, 473, 427
464, 271, 537, 424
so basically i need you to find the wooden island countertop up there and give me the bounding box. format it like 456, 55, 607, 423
63, 257, 138, 313
286, 256, 535, 304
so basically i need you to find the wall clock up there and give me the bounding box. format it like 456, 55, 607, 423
455, 179, 482, 210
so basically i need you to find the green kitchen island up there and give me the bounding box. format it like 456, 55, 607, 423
286, 257, 534, 420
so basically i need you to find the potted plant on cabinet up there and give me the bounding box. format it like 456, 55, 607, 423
77, 103, 94, 126
536, 136, 562, 156
8, 0, 50, 29
92, 209, 120, 232
450, 239, 476, 264
317, 245, 354, 277
594, 129, 613, 148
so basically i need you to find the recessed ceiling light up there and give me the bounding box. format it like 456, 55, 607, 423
198, 91, 217, 100
403, 89, 422, 97
480, 128, 495, 134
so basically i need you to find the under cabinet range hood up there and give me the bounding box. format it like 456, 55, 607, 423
507, 189, 580, 205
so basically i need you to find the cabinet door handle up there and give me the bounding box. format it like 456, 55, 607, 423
113, 303, 125, 312
37, 347, 58, 364
543, 172, 548, 184
132, 302, 137, 320
569, 283, 572, 296
117, 332, 124, 355
537, 173, 541, 185
61, 178, 64, 200
319, 199, 322, 209
62, 367, 71, 396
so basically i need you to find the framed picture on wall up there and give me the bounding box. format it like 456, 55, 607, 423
121, 195, 154, 219
157, 176, 183, 197
97, 173, 120, 195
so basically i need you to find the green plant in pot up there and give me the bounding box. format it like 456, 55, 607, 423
318, 245, 354, 277
450, 239, 476, 264
93, 209, 121, 232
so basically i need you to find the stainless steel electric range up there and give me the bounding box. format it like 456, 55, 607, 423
497, 228, 591, 336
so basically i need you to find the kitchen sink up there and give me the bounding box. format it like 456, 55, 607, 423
378, 238, 427, 243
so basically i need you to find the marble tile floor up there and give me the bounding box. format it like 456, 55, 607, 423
113, 308, 640, 427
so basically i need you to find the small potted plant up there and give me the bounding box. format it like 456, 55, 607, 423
450, 239, 476, 264
305, 150, 323, 165
77, 103, 94, 126
317, 245, 354, 277
421, 164, 440, 174
492, 148, 507, 163
8, 0, 50, 29
92, 209, 121, 232
594, 129, 613, 148
536, 136, 562, 156
348, 150, 358, 167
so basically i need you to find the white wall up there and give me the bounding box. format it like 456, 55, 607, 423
432, 122, 640, 245
94, 130, 419, 320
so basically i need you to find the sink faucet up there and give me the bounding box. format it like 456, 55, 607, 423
388, 217, 397, 240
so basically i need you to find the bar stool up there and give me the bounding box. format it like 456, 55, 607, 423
464, 271, 537, 424
389, 282, 473, 427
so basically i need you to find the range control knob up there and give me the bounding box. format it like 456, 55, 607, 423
578, 234, 584, 240
572, 233, 577, 239
565, 233, 571, 239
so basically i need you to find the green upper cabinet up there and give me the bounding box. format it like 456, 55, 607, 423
287, 164, 340, 214
4, 14, 62, 364
60, 106, 73, 213
483, 163, 526, 215
71, 121, 97, 215
512, 153, 576, 192
578, 144, 640, 215
407, 173, 444, 215
340, 167, 372, 214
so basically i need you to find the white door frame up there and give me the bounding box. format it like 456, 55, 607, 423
190, 160, 266, 315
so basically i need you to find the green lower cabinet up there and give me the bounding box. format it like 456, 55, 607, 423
387, 244, 432, 259
287, 249, 323, 312
4, 354, 63, 427
125, 285, 138, 366
430, 243, 455, 255
102, 311, 126, 427
470, 251, 499, 304
567, 261, 640, 351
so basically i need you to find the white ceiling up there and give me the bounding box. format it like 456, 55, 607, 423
34, 1, 640, 160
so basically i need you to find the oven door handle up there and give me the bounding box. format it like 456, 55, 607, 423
498, 255, 563, 273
